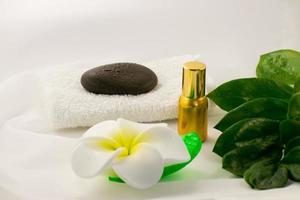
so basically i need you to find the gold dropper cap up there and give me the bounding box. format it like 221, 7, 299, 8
182, 61, 206, 99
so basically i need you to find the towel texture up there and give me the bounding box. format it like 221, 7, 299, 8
40, 55, 215, 129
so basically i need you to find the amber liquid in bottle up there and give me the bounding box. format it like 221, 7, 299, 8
177, 61, 208, 142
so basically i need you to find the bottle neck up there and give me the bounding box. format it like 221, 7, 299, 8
182, 61, 206, 99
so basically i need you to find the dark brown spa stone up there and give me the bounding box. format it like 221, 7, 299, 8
81, 63, 158, 95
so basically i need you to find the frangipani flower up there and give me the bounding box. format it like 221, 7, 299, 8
71, 118, 190, 189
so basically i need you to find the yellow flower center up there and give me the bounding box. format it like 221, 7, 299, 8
96, 131, 140, 158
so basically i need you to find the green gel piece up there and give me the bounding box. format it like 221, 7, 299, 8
108, 132, 202, 183
108, 176, 124, 183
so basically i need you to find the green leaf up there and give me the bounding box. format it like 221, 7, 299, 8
207, 78, 292, 111
282, 146, 300, 181
213, 118, 280, 157
279, 119, 300, 144
244, 160, 288, 190
285, 137, 300, 154
215, 98, 288, 132
288, 92, 300, 120
256, 49, 300, 85
108, 132, 202, 183
210, 48, 300, 190
285, 164, 300, 182
222, 145, 282, 177
294, 76, 300, 93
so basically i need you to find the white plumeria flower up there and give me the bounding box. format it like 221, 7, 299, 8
71, 118, 190, 189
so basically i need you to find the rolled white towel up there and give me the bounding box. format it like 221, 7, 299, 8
40, 55, 216, 129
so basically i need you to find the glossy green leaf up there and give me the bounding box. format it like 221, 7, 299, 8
211, 49, 300, 190
213, 118, 280, 157
244, 160, 288, 190
215, 98, 288, 132
280, 119, 300, 144
222, 145, 282, 177
282, 146, 300, 181
288, 92, 300, 120
108, 132, 202, 183
207, 78, 292, 111
294, 76, 300, 93
285, 137, 300, 155
256, 49, 300, 85
285, 164, 300, 182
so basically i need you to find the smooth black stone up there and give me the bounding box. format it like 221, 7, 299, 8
81, 63, 158, 95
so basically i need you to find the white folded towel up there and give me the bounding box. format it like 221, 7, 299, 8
40, 55, 216, 129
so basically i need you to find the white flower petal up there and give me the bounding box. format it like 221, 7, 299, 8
83, 120, 120, 139
116, 118, 167, 148
71, 141, 124, 178
117, 118, 167, 136
112, 144, 164, 189
79, 136, 123, 152
135, 126, 190, 165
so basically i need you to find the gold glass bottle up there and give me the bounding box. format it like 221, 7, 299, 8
178, 61, 208, 142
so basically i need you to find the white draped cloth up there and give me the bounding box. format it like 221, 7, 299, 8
0, 69, 299, 200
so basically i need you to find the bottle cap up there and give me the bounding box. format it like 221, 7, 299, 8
182, 61, 206, 99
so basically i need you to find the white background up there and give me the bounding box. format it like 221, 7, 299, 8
1, 0, 300, 81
